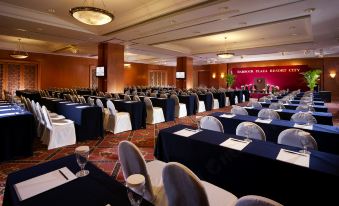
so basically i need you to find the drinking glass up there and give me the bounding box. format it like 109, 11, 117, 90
299, 138, 311, 154
196, 116, 202, 131
75, 146, 90, 177
126, 174, 145, 206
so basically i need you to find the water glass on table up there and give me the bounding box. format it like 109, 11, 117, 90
75, 146, 90, 177
126, 174, 145, 206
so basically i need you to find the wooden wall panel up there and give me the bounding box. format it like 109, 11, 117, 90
323, 58, 339, 100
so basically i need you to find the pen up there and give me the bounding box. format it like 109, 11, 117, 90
283, 149, 307, 157
59, 170, 68, 180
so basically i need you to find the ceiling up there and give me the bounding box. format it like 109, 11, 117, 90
0, 0, 338, 66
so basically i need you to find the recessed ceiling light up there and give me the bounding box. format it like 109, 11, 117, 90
291, 33, 298, 36
304, 8, 315, 13
48, 8, 55, 13
16, 28, 27, 32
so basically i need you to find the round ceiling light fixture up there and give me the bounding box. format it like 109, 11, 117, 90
69, 4, 114, 26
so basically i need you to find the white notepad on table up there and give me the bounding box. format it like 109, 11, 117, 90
173, 128, 199, 137
14, 167, 77, 201
276, 149, 310, 167
255, 118, 272, 124
0, 108, 12, 112
66, 103, 79, 106
220, 114, 235, 118
76, 105, 90, 109
243, 106, 254, 109
274, 109, 283, 112
293, 123, 313, 130
220, 138, 250, 151
0, 112, 17, 117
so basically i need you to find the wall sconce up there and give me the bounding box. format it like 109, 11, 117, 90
212, 73, 216, 79
220, 73, 225, 79
124, 63, 131, 67
330, 72, 336, 79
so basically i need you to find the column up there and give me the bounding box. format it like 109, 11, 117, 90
176, 57, 193, 89
97, 43, 124, 93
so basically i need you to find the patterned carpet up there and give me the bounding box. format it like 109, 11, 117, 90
1, 101, 339, 205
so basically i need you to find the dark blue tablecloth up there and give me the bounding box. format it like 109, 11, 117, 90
3, 155, 153, 206
242, 90, 250, 101
210, 112, 339, 155
178, 95, 196, 115
260, 102, 328, 112
225, 91, 236, 105
234, 90, 243, 103
290, 100, 324, 105
56, 102, 103, 140
151, 98, 175, 121
112, 100, 146, 130
198, 94, 212, 111
155, 124, 339, 205
212, 92, 226, 108
0, 108, 36, 162
16, 90, 41, 102
244, 107, 333, 125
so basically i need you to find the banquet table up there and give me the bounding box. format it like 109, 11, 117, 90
259, 102, 328, 112
0, 105, 36, 161
225, 91, 236, 105
234, 90, 243, 103
55, 102, 103, 140
244, 107, 333, 125
290, 100, 325, 105
155, 124, 339, 206
212, 92, 226, 108
198, 94, 212, 111
15, 90, 41, 102
210, 112, 339, 155
3, 155, 153, 206
178, 95, 196, 115
150, 98, 175, 121
112, 100, 146, 130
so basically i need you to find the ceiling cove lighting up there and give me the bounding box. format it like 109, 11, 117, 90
10, 39, 29, 59
217, 36, 234, 58
69, 1, 114, 26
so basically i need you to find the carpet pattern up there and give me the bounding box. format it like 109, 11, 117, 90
1, 102, 339, 205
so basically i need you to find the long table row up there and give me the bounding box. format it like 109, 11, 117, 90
155, 124, 339, 205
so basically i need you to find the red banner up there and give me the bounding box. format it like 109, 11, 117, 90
231, 65, 313, 90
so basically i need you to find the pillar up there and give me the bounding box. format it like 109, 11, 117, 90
176, 57, 193, 89
97, 43, 124, 93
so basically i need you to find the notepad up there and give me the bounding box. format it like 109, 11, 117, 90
255, 118, 272, 124
220, 138, 250, 151
274, 109, 283, 112
0, 108, 13, 112
220, 114, 235, 118
14, 167, 77, 201
0, 112, 17, 117
76, 105, 90, 109
173, 128, 199, 137
66, 103, 79, 106
276, 149, 310, 168
293, 123, 313, 130
243, 106, 254, 109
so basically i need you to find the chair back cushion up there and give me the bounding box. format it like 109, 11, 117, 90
291, 112, 317, 125
278, 128, 318, 150
231, 106, 249, 116
236, 122, 266, 141
258, 109, 280, 120
235, 195, 283, 206
163, 162, 208, 206
200, 116, 224, 133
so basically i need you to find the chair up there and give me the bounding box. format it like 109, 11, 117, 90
236, 122, 266, 141
79, 96, 86, 104
114, 93, 120, 99
248, 102, 262, 109
87, 97, 95, 106
170, 94, 187, 118
106, 100, 132, 134
207, 92, 219, 109
291, 112, 317, 125
133, 95, 141, 101
150, 93, 157, 97
96, 98, 109, 130
192, 93, 206, 113
235, 195, 283, 206
259, 97, 271, 103
277, 128, 318, 150
160, 94, 168, 98
269, 103, 285, 110
144, 97, 165, 124
41, 106, 76, 150
124, 95, 132, 101
258, 109, 280, 120
296, 105, 315, 112
231, 105, 248, 116
118, 141, 167, 205
163, 162, 237, 206
200, 116, 224, 132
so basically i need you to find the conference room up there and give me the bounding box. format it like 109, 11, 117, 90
0, 0, 339, 205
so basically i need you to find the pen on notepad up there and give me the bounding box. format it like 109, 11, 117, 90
59, 170, 68, 180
